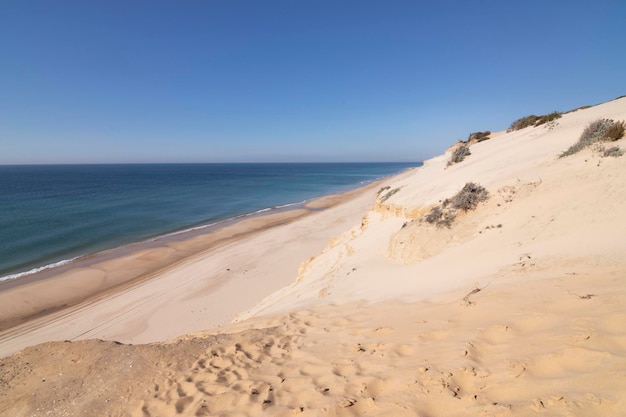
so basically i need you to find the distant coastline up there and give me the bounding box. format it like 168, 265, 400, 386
0, 162, 419, 285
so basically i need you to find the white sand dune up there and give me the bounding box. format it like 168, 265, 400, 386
1, 97, 625, 417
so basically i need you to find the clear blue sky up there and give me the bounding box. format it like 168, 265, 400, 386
1, 1, 625, 163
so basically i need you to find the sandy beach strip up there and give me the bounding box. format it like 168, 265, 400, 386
0, 172, 415, 358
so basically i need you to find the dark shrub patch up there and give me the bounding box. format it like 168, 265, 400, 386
379, 187, 401, 203
535, 111, 562, 126
508, 115, 539, 132
468, 131, 491, 143
561, 119, 625, 157
603, 146, 624, 158
508, 112, 562, 131
421, 182, 488, 228
448, 145, 471, 166
451, 182, 489, 211
604, 121, 625, 141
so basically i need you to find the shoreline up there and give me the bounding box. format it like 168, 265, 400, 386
0, 168, 416, 292
0, 181, 362, 287
1, 163, 419, 286
0, 200, 308, 290
0, 169, 417, 356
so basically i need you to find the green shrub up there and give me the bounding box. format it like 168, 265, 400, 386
448, 145, 471, 166
560, 119, 625, 157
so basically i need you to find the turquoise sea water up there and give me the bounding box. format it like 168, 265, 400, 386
0, 163, 418, 281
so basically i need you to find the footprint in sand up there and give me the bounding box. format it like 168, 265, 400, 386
374, 326, 395, 334
393, 344, 414, 357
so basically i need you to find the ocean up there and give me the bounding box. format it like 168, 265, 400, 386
0, 163, 418, 282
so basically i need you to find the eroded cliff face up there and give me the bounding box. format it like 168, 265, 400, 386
372, 200, 428, 220
384, 179, 545, 264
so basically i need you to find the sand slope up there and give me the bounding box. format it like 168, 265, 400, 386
1, 97, 626, 416
2, 270, 625, 416
239, 97, 626, 318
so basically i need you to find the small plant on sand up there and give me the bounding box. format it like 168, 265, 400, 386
507, 112, 562, 132
423, 206, 444, 224
604, 120, 625, 141
450, 182, 489, 211
602, 146, 624, 158
507, 115, 539, 132
448, 145, 471, 166
377, 186, 391, 196
560, 119, 625, 157
421, 182, 488, 228
534, 111, 562, 127
379, 187, 401, 203
565, 105, 592, 114
468, 131, 491, 143
423, 206, 456, 228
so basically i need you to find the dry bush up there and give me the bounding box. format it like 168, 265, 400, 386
468, 131, 491, 143
421, 182, 488, 228
451, 182, 489, 211
535, 111, 562, 126
508, 115, 539, 132
508, 112, 562, 131
448, 145, 471, 166
379, 187, 400, 203
423, 206, 456, 229
602, 146, 624, 158
423, 206, 443, 224
561, 119, 625, 157
604, 121, 625, 141
377, 186, 391, 196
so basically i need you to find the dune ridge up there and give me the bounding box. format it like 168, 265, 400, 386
1, 97, 626, 416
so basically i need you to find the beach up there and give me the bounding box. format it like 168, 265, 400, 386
2, 97, 626, 416
0, 177, 412, 357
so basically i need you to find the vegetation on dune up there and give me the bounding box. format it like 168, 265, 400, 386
447, 145, 471, 166
534, 111, 562, 127
467, 131, 491, 143
423, 182, 489, 228
564, 105, 592, 114
507, 111, 562, 132
507, 115, 539, 131
378, 187, 401, 203
423, 205, 456, 229
604, 120, 626, 141
560, 118, 625, 157
447, 131, 492, 167
602, 146, 624, 158
450, 182, 490, 211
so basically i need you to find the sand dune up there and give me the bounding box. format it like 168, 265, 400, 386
1, 97, 626, 416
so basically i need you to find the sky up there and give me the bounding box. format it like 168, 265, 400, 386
1, 1, 625, 164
